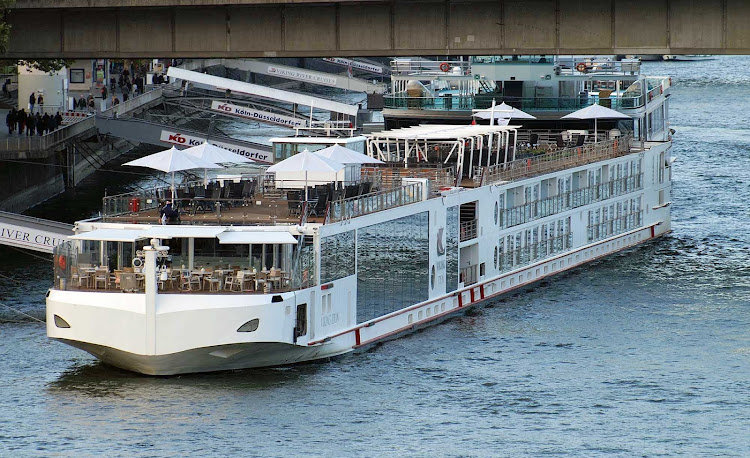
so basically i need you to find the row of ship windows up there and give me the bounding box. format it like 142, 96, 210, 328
493, 158, 643, 229
493, 217, 572, 272
587, 196, 643, 243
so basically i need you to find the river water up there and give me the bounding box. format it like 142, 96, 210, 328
1, 57, 749, 457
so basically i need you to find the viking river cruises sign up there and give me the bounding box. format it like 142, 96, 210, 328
266, 65, 337, 87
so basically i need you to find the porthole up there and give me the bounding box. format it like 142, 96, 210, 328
237, 318, 260, 333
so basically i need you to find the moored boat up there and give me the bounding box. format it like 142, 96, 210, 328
47, 57, 674, 375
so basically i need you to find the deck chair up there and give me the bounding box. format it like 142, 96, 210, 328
528, 133, 539, 148
311, 193, 329, 217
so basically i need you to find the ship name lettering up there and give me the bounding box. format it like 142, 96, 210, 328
320, 313, 339, 327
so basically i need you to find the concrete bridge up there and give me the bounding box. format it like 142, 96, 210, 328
6, 0, 750, 58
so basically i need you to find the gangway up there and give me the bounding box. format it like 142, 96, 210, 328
0, 211, 73, 254
167, 68, 360, 118
320, 57, 390, 76
218, 59, 386, 94
95, 116, 274, 164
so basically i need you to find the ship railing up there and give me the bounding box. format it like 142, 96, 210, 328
459, 219, 478, 242
361, 165, 454, 193
646, 77, 671, 102
587, 211, 644, 242
383, 94, 644, 111
390, 59, 471, 76
328, 182, 423, 223
501, 173, 643, 229
484, 135, 633, 185
498, 232, 572, 273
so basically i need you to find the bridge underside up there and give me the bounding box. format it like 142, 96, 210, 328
7, 0, 750, 58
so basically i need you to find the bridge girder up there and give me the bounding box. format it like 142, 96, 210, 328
6, 0, 750, 58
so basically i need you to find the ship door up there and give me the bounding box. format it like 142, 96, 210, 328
293, 303, 307, 343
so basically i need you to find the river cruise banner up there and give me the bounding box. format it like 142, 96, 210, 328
159, 130, 273, 164
322, 58, 384, 74
266, 65, 337, 86
210, 101, 306, 129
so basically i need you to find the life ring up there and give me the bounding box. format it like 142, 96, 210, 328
57, 255, 67, 270
439, 62, 450, 72
575, 62, 587, 73
132, 257, 143, 268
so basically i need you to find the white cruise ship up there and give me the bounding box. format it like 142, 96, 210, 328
47, 57, 673, 375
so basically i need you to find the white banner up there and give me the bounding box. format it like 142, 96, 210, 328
0, 224, 70, 254
159, 130, 273, 164
267, 65, 337, 86
322, 58, 384, 74
210, 101, 306, 128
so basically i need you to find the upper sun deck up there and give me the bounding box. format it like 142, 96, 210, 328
386, 56, 670, 115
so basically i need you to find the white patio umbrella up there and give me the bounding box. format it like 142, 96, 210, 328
561, 104, 631, 141
123, 146, 221, 201
313, 144, 385, 164
473, 101, 537, 122
314, 144, 383, 185
182, 141, 254, 186
267, 149, 345, 200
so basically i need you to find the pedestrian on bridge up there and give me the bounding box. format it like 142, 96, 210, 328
54, 112, 63, 130
101, 85, 108, 100
37, 94, 44, 113
26, 112, 35, 136
29, 92, 35, 112
6, 108, 15, 134
122, 83, 130, 102
16, 108, 25, 135
77, 96, 86, 111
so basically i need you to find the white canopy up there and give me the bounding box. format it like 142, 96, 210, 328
217, 231, 297, 245
123, 147, 222, 200
122, 146, 220, 172
70, 229, 147, 242
473, 101, 537, 120
146, 226, 225, 239
561, 104, 631, 140
266, 149, 345, 190
182, 141, 255, 164
314, 144, 384, 164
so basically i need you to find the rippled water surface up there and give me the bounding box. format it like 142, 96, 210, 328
1, 57, 749, 457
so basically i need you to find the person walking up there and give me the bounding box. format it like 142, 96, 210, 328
37, 94, 44, 113
88, 96, 95, 112
17, 108, 25, 135
6, 108, 15, 134
41, 113, 50, 135
101, 85, 108, 100
26, 112, 35, 136
77, 95, 86, 111
122, 83, 130, 102
54, 112, 63, 130
29, 92, 35, 112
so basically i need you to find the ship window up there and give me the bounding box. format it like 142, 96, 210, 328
356, 212, 429, 324
237, 318, 260, 333
320, 231, 355, 283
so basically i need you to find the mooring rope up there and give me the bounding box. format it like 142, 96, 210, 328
0, 300, 46, 324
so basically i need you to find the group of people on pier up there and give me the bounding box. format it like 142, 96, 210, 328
6, 108, 63, 136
